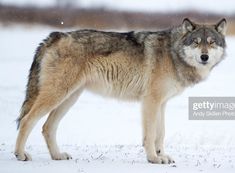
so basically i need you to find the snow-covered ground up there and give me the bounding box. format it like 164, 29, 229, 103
1, 0, 235, 14
0, 25, 235, 172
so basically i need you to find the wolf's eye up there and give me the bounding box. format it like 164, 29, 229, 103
193, 39, 199, 45
209, 40, 216, 45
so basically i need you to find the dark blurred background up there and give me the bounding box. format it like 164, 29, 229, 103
0, 0, 235, 34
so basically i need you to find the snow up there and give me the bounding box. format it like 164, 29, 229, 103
1, 0, 235, 14
0, 25, 235, 172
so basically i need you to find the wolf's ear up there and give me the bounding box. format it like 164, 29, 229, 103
182, 18, 195, 34
215, 18, 227, 35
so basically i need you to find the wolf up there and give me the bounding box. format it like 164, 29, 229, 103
14, 18, 227, 163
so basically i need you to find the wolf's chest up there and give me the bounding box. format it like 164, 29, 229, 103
161, 78, 183, 101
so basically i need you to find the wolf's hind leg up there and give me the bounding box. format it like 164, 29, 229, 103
14, 89, 73, 161
42, 89, 82, 160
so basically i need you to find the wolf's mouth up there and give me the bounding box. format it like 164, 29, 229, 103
199, 61, 208, 65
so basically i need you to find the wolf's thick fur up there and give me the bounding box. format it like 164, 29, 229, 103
15, 18, 227, 163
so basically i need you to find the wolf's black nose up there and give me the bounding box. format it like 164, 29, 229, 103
200, 54, 209, 62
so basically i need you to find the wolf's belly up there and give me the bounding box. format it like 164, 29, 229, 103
85, 74, 147, 101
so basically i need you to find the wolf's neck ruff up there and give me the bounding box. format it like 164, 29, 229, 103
170, 51, 204, 87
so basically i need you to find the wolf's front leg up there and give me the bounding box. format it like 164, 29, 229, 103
142, 98, 173, 164
154, 103, 175, 164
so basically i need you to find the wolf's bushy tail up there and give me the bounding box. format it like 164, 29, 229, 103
16, 44, 44, 129
16, 32, 65, 129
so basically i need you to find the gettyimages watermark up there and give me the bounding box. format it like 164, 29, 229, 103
189, 97, 235, 120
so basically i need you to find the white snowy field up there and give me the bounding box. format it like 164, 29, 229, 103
0, 25, 235, 173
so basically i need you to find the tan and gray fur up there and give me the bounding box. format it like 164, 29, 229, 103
15, 18, 227, 163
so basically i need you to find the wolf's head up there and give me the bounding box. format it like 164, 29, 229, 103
174, 18, 226, 71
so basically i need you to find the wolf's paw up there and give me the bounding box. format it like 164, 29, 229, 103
52, 152, 72, 160
15, 151, 32, 161
159, 154, 175, 164
147, 155, 175, 164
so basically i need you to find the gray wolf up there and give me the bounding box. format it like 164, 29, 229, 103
14, 18, 227, 163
